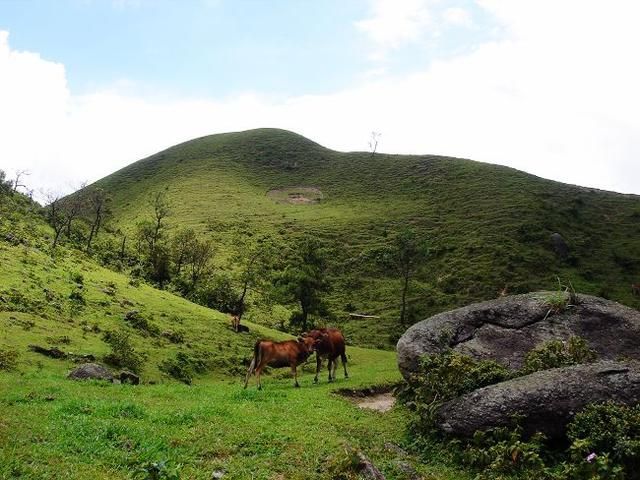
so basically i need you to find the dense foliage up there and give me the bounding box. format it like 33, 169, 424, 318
401, 339, 639, 479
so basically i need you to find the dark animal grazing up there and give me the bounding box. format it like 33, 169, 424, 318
632, 284, 640, 296
305, 328, 348, 383
244, 336, 316, 390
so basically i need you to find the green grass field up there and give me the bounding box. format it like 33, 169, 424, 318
0, 190, 469, 479
79, 128, 640, 348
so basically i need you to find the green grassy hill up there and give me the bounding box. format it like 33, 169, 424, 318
85, 128, 640, 347
1, 186, 463, 480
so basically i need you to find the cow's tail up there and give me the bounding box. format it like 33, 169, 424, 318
244, 341, 261, 389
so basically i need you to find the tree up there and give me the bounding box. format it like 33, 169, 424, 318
11, 169, 30, 193
387, 228, 429, 325
85, 187, 111, 251
277, 236, 330, 332
171, 227, 197, 276
368, 131, 381, 157
149, 190, 171, 259
62, 185, 86, 239
187, 237, 214, 290
0, 170, 12, 208
232, 235, 276, 319
44, 192, 66, 249
0, 170, 12, 195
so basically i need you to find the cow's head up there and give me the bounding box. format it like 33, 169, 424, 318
297, 336, 316, 353
311, 332, 329, 350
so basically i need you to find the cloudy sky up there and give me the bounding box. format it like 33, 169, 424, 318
1, 0, 639, 198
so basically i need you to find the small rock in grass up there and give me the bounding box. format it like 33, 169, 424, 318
120, 370, 140, 385
68, 363, 114, 382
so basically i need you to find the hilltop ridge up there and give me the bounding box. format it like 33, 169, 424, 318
76, 128, 640, 348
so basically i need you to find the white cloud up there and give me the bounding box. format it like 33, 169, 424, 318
1, 1, 640, 202
355, 0, 432, 59
443, 7, 472, 27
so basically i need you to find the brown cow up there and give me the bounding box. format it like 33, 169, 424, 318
632, 284, 640, 296
244, 336, 316, 390
231, 314, 241, 332
305, 328, 349, 383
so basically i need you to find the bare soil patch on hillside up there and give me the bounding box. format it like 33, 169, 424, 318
267, 187, 324, 205
336, 385, 397, 413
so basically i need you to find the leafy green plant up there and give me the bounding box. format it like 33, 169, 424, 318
0, 346, 19, 371
399, 351, 511, 434
457, 427, 547, 478
522, 337, 596, 375
135, 460, 181, 480
124, 310, 160, 337
159, 352, 209, 385
102, 329, 146, 374
566, 402, 640, 477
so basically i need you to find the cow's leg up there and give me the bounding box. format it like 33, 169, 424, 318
244, 357, 256, 389
256, 365, 263, 390
331, 356, 338, 381
314, 355, 322, 384
327, 359, 334, 382
292, 365, 300, 388
341, 352, 349, 378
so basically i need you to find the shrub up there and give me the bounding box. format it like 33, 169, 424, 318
124, 310, 160, 336
522, 337, 596, 375
68, 286, 86, 305
457, 427, 547, 478
566, 402, 640, 476
102, 330, 146, 374
399, 351, 511, 434
159, 352, 208, 385
0, 347, 19, 371
69, 271, 84, 285
161, 330, 185, 344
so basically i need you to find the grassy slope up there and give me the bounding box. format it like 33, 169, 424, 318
0, 193, 467, 479
87, 128, 640, 348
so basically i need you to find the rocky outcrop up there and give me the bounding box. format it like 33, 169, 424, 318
67, 363, 114, 382
436, 361, 640, 439
397, 292, 640, 380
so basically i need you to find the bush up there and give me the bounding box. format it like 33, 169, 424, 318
102, 330, 146, 374
457, 427, 547, 478
159, 352, 209, 385
124, 310, 160, 337
69, 271, 84, 285
191, 273, 238, 313
68, 286, 86, 305
161, 330, 185, 344
399, 351, 511, 434
566, 402, 640, 477
522, 337, 596, 375
0, 347, 19, 371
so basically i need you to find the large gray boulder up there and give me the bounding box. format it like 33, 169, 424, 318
68, 363, 114, 382
436, 361, 640, 439
397, 292, 640, 380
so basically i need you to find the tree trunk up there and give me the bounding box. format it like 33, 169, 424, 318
400, 270, 410, 325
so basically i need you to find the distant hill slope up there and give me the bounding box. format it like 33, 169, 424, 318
84, 128, 640, 347
0, 191, 292, 382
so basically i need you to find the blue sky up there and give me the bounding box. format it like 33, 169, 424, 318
1, 0, 639, 196
0, 0, 496, 97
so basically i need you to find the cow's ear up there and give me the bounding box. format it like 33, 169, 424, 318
297, 337, 304, 343
301, 332, 307, 337
322, 332, 329, 338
